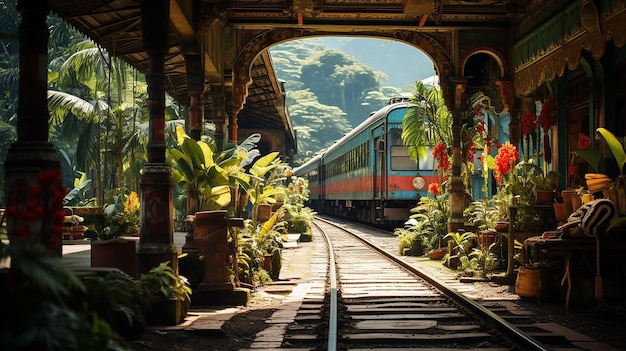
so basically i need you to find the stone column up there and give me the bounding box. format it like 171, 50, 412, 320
137, 0, 177, 274
4, 0, 64, 257
447, 79, 468, 233
184, 47, 204, 141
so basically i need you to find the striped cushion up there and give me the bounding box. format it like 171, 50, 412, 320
557, 198, 616, 237
580, 199, 616, 236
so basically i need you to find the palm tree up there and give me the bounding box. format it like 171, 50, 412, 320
401, 81, 453, 167
47, 36, 149, 203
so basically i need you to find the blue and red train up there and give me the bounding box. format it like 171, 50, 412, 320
294, 98, 439, 226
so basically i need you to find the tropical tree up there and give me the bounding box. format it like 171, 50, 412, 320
300, 49, 383, 126
285, 90, 351, 165
401, 81, 453, 180
47, 30, 149, 203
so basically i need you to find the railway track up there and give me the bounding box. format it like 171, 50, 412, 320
274, 217, 596, 350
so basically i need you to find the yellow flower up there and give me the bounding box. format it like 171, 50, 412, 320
125, 191, 140, 213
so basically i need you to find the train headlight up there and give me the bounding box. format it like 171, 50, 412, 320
412, 176, 425, 190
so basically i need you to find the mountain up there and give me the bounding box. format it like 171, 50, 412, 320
315, 37, 435, 89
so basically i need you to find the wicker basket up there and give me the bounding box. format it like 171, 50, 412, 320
516, 265, 544, 298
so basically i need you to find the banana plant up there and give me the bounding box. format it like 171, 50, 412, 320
597, 128, 626, 176
170, 126, 232, 212
245, 152, 288, 221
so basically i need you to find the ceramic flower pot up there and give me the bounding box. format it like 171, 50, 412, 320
536, 189, 555, 205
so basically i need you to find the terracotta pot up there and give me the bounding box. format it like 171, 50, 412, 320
494, 222, 509, 232
571, 194, 582, 211
553, 203, 573, 221
257, 203, 272, 222
478, 230, 497, 246
91, 238, 137, 277
560, 189, 577, 204
535, 189, 555, 205
428, 247, 447, 260
271, 202, 284, 212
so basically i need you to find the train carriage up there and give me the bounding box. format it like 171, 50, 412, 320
295, 99, 439, 226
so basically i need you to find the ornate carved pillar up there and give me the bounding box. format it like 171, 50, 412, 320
137, 0, 177, 274
4, 0, 64, 257
184, 46, 204, 141
446, 78, 468, 232
229, 109, 240, 142
209, 93, 226, 151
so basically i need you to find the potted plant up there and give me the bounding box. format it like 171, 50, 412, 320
527, 164, 558, 204
169, 126, 260, 292
465, 199, 499, 246
140, 260, 192, 325
571, 128, 626, 214
408, 183, 450, 259
597, 128, 626, 214
89, 187, 141, 277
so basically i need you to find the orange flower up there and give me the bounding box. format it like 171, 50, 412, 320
428, 183, 440, 196
494, 142, 519, 178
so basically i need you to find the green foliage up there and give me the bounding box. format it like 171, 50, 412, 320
299, 49, 383, 126
402, 81, 453, 162
443, 231, 477, 259
394, 227, 427, 256
285, 90, 351, 165
237, 211, 286, 286
91, 187, 140, 240
469, 244, 498, 277
572, 128, 626, 176
170, 125, 233, 211
79, 270, 150, 338
408, 193, 450, 250
139, 261, 192, 307
0, 242, 132, 350
597, 128, 626, 176
465, 200, 500, 231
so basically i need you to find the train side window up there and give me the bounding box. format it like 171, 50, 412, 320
419, 146, 435, 171
390, 146, 418, 171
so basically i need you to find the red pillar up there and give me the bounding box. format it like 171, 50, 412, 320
137, 0, 177, 274
185, 51, 204, 141
4, 0, 65, 257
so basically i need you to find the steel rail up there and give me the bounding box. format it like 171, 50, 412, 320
315, 216, 551, 351
312, 220, 338, 351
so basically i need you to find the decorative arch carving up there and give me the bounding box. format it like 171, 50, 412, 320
461, 47, 507, 78
232, 28, 455, 112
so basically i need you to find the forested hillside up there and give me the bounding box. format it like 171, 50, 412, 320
270, 38, 430, 165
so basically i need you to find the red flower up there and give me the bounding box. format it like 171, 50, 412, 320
577, 133, 590, 149
494, 142, 519, 177
432, 141, 450, 172
466, 141, 475, 161
475, 119, 485, 133
537, 98, 556, 130
521, 112, 537, 136
568, 163, 578, 176
432, 141, 446, 159
428, 183, 440, 196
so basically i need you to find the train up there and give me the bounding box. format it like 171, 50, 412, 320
294, 98, 439, 226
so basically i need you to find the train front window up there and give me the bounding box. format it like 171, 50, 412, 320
390, 146, 418, 170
